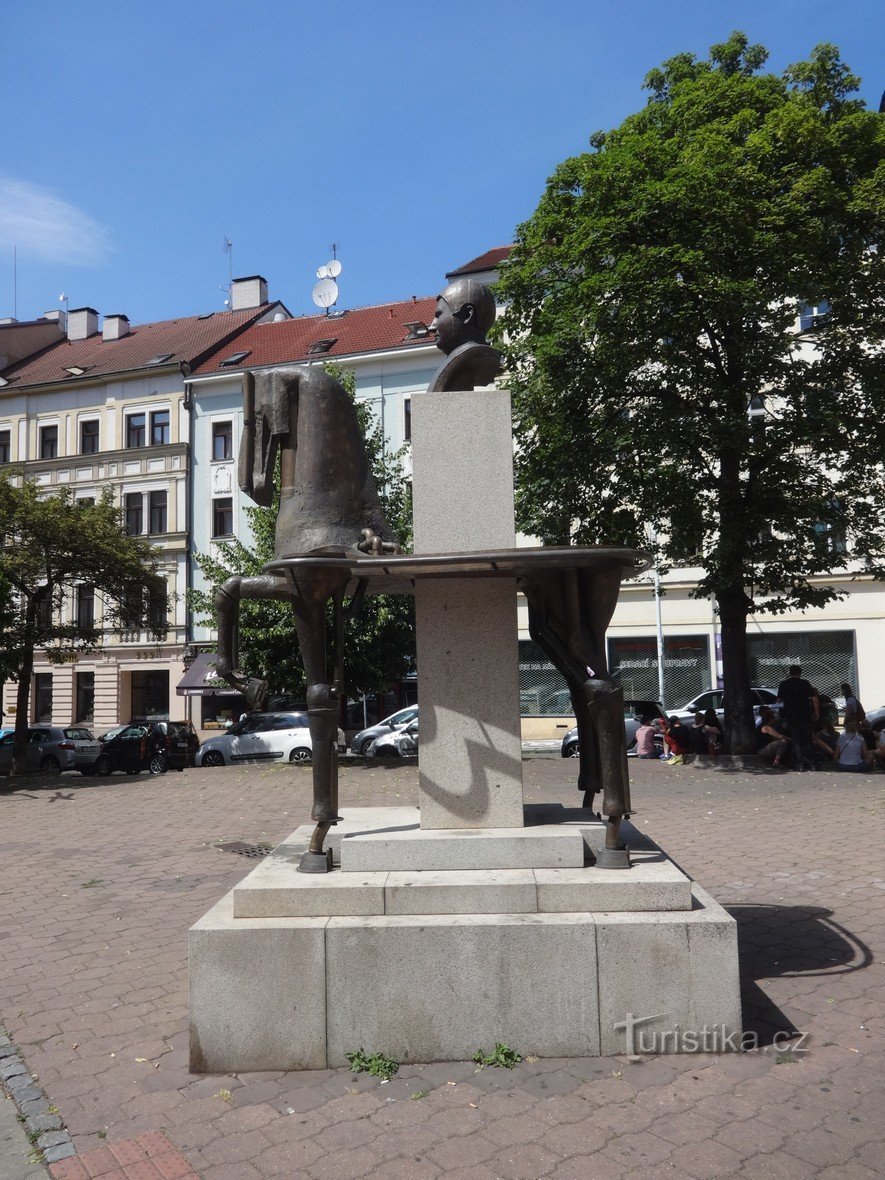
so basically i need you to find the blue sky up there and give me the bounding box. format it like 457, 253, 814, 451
2, 0, 882, 325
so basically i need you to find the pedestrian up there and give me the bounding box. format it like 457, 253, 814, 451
835, 718, 872, 773
635, 716, 659, 759
776, 665, 819, 771
812, 716, 838, 765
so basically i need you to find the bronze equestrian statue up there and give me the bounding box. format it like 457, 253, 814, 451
214, 366, 399, 871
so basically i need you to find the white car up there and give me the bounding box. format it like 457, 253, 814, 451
195, 711, 346, 767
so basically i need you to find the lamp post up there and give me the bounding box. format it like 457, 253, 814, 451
644, 525, 666, 707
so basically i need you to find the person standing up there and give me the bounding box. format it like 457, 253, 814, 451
776, 665, 819, 772
840, 682, 865, 726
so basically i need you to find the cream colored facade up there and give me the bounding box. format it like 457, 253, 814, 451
1, 370, 190, 731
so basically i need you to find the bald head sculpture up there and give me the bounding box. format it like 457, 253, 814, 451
428, 277, 501, 393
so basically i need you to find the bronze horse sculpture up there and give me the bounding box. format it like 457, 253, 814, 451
214, 365, 399, 871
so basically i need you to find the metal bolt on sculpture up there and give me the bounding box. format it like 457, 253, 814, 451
216, 278, 649, 872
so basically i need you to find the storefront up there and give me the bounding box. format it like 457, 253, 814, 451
176, 652, 246, 732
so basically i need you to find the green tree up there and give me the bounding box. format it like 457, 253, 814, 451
496, 33, 885, 752
188, 365, 415, 702
0, 475, 167, 777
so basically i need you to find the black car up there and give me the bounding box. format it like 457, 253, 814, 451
94, 720, 198, 776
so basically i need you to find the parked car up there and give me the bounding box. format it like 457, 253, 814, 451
93, 723, 172, 776
672, 687, 781, 725
864, 705, 885, 732
130, 719, 200, 770
560, 700, 666, 759
195, 711, 346, 767
0, 726, 101, 774
97, 725, 128, 744
368, 717, 419, 757
350, 705, 419, 756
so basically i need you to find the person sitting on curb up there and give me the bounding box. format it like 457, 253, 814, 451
635, 716, 659, 759
703, 708, 724, 755
835, 718, 873, 773
664, 716, 691, 764
757, 707, 790, 769
812, 716, 838, 765
688, 711, 709, 755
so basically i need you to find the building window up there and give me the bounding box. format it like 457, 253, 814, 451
799, 300, 831, 331
35, 589, 52, 634
77, 497, 95, 508
121, 586, 143, 629
39, 425, 58, 459
34, 673, 53, 723
75, 584, 95, 630
150, 409, 170, 446
126, 413, 146, 448
149, 490, 167, 534
0, 430, 10, 463
212, 421, 233, 461
76, 672, 95, 722
125, 492, 143, 535
212, 497, 233, 538
130, 670, 169, 720
404, 397, 412, 443
80, 420, 99, 453
149, 582, 168, 632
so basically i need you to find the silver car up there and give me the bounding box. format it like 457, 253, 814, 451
350, 705, 418, 757
367, 718, 419, 757
0, 726, 101, 774
672, 687, 780, 725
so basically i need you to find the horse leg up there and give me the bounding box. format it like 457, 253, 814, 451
214, 574, 292, 708
293, 573, 349, 873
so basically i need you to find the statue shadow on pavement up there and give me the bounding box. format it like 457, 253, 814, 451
727, 902, 873, 1045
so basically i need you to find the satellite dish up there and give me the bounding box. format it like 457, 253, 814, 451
316, 264, 330, 279
326, 259, 342, 278
312, 277, 339, 309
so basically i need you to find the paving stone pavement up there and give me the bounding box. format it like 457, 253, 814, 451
0, 757, 882, 1178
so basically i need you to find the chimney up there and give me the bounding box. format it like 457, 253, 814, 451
42, 309, 67, 333
230, 275, 268, 311
103, 314, 130, 341
67, 307, 99, 341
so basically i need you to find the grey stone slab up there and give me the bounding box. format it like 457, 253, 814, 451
325, 912, 600, 1065
43, 1142, 75, 1163
411, 387, 516, 553
384, 869, 538, 915
36, 1130, 68, 1150
0, 1092, 46, 1180
233, 854, 387, 917
26, 1113, 62, 1134
275, 809, 420, 866
339, 824, 584, 873
1, 1061, 26, 1081
534, 856, 692, 913
596, 882, 741, 1055
415, 578, 525, 829
189, 890, 328, 1072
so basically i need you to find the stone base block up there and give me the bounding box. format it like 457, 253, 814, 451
190, 882, 740, 1071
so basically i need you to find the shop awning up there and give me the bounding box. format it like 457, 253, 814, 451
176, 652, 242, 697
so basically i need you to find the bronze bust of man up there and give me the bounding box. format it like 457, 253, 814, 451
428, 277, 501, 392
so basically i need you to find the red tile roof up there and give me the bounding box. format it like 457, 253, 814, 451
445, 246, 513, 279
0, 305, 278, 389
191, 296, 439, 375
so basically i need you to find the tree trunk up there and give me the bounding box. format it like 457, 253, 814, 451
10, 606, 37, 778
717, 586, 757, 755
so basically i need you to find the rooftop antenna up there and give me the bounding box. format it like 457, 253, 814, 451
13, 244, 17, 320
59, 291, 69, 317
312, 243, 341, 316
222, 235, 233, 305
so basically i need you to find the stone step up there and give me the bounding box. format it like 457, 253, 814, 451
232, 849, 692, 918
338, 824, 585, 872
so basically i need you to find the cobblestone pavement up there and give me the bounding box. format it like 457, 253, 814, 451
0, 757, 882, 1179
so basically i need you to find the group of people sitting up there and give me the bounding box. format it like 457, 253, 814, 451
634, 710, 723, 766
756, 676, 883, 772
634, 670, 883, 772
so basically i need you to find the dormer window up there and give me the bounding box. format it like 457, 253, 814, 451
308, 338, 337, 356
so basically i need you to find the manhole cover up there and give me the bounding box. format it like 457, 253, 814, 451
215, 841, 272, 858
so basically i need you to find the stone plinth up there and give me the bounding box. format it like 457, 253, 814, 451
189, 809, 741, 1072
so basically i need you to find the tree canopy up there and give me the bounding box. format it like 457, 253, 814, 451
0, 475, 167, 775
496, 32, 885, 751
188, 366, 415, 702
